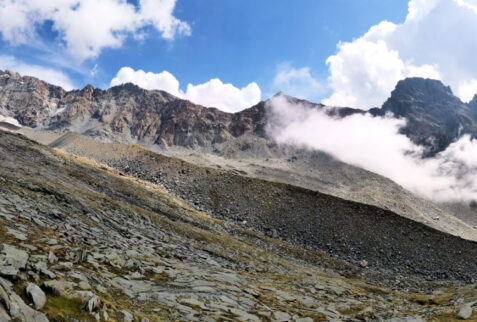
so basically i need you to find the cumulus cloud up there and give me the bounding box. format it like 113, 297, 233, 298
185, 79, 261, 113
110, 67, 182, 96
271, 63, 324, 101
267, 95, 477, 203
0, 0, 190, 60
110, 67, 261, 113
324, 0, 477, 109
0, 55, 75, 90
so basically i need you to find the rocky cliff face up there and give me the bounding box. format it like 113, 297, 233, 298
0, 70, 267, 151
372, 78, 477, 156
2, 70, 477, 158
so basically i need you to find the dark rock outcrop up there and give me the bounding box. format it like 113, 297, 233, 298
372, 78, 477, 156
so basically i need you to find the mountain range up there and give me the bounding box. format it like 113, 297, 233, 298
2, 70, 477, 158
2, 69, 477, 320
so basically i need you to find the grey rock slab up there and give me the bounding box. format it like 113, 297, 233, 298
192, 286, 216, 293
25, 283, 46, 310
0, 244, 29, 270
178, 298, 206, 309
111, 277, 153, 298
6, 228, 27, 241
295, 318, 314, 322
389, 316, 425, 322
8, 293, 48, 322
212, 272, 241, 285
154, 292, 177, 306
47, 252, 58, 264
20, 244, 37, 251
229, 308, 260, 322
458, 303, 475, 320
0, 304, 10, 322
41, 280, 77, 297
116, 310, 134, 322
85, 295, 101, 313
0, 277, 48, 322
0, 267, 18, 277
78, 281, 91, 290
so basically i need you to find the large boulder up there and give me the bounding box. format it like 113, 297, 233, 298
26, 283, 47, 310
0, 277, 48, 322
0, 244, 29, 277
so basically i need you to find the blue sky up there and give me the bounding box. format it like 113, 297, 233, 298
1, 0, 477, 112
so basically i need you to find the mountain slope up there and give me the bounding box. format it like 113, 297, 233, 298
10, 129, 477, 283
29, 129, 475, 242
2, 69, 476, 242
4, 130, 477, 320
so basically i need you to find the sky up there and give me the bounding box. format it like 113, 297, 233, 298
0, 0, 477, 112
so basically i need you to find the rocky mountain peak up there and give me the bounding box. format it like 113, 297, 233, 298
374, 77, 477, 156
469, 94, 477, 117
3, 69, 21, 79
384, 78, 458, 116
109, 82, 146, 96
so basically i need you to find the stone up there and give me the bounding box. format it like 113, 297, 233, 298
458, 303, 475, 320
229, 308, 260, 322
25, 283, 46, 310
360, 260, 368, 268
0, 266, 18, 277
8, 292, 49, 322
6, 228, 27, 241
0, 244, 29, 273
79, 281, 91, 290
116, 310, 134, 322
42, 280, 77, 297
1, 277, 48, 322
48, 251, 58, 264
111, 277, 153, 297
130, 271, 143, 279
47, 239, 58, 246
85, 295, 101, 313
272, 311, 291, 321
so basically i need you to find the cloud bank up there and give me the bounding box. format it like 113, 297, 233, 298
0, 0, 190, 60
0, 55, 75, 90
323, 0, 477, 109
267, 95, 477, 203
110, 67, 261, 113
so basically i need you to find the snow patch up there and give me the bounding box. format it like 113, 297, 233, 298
0, 115, 21, 127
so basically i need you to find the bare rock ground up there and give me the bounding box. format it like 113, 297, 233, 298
4, 130, 477, 321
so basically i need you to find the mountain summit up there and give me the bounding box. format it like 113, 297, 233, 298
373, 78, 477, 155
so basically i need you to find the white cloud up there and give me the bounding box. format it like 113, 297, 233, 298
267, 95, 477, 203
0, 55, 75, 90
272, 63, 324, 101
457, 79, 477, 103
324, 0, 477, 109
0, 0, 190, 61
185, 79, 261, 113
110, 67, 262, 113
110, 67, 182, 96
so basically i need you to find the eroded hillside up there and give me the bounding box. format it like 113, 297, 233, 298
3, 130, 477, 320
